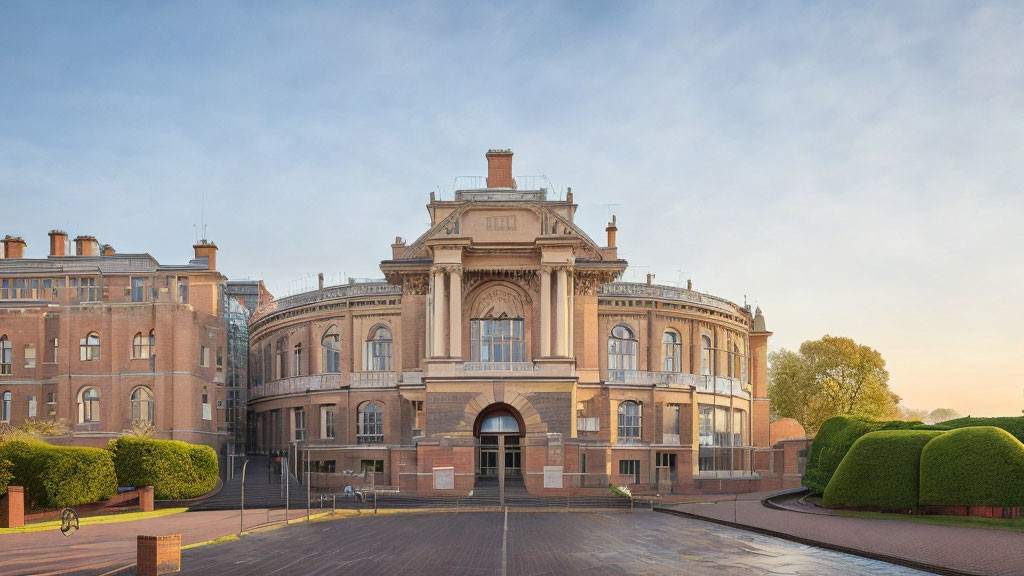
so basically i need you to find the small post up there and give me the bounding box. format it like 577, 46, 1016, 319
332, 495, 336, 515
239, 459, 250, 534
374, 492, 378, 515
306, 449, 311, 523
285, 465, 290, 522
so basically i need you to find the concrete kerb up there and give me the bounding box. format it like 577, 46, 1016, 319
654, 497, 977, 576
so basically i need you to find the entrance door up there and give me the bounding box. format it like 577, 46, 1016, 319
478, 435, 521, 478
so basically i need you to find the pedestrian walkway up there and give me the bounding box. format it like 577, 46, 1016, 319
190, 455, 309, 511
659, 490, 1024, 576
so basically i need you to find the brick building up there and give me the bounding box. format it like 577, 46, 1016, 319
247, 150, 795, 496
0, 232, 232, 452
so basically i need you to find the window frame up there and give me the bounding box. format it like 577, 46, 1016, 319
130, 386, 155, 424
608, 325, 637, 370
662, 330, 681, 372
617, 400, 642, 442
80, 332, 101, 362
356, 402, 383, 444
1, 390, 10, 422
80, 387, 100, 423
0, 335, 11, 375
365, 325, 393, 371
321, 329, 340, 374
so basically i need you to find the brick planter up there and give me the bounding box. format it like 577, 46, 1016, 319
137, 534, 181, 576
1, 486, 25, 528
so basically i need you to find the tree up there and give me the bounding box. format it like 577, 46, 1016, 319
927, 408, 961, 424
768, 335, 901, 435
900, 406, 929, 422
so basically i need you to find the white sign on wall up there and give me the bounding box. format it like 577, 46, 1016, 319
433, 467, 455, 490
543, 465, 563, 489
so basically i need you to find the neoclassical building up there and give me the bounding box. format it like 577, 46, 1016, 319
248, 150, 784, 495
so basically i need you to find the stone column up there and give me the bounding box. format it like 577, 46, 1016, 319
567, 270, 575, 358
432, 268, 446, 357
540, 267, 551, 358
555, 267, 567, 356
449, 267, 462, 359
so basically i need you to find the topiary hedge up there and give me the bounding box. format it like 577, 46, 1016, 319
0, 439, 117, 508
0, 458, 12, 497
803, 416, 933, 494
939, 416, 1024, 443
919, 426, 1024, 507
822, 429, 945, 511
109, 437, 218, 500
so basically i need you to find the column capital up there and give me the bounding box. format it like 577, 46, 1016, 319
431, 264, 463, 275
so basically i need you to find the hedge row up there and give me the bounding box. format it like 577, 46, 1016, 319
108, 437, 218, 500
920, 427, 1024, 507
939, 417, 1024, 443
822, 430, 944, 510
0, 439, 117, 508
0, 458, 12, 497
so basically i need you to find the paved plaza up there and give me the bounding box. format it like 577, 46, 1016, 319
174, 511, 929, 576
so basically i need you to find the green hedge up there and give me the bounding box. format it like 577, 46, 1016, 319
109, 437, 218, 500
0, 458, 12, 497
920, 426, 1024, 507
939, 417, 1024, 443
0, 439, 117, 508
803, 416, 933, 494
822, 430, 945, 510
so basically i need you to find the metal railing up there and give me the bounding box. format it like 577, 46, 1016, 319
606, 370, 698, 387
694, 375, 751, 399
462, 362, 536, 372
250, 373, 343, 399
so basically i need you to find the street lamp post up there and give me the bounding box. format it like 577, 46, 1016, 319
239, 459, 250, 535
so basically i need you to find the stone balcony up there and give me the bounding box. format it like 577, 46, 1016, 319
423, 360, 576, 379
604, 371, 752, 398
250, 373, 343, 399
349, 371, 398, 388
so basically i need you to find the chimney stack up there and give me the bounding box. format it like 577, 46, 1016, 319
646, 273, 655, 286
193, 240, 218, 271
2, 236, 26, 259
318, 273, 324, 290
485, 149, 514, 189
605, 215, 617, 248
48, 230, 68, 257
74, 236, 100, 256
101, 244, 116, 256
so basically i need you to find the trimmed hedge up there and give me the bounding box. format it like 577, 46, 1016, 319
109, 437, 218, 500
0, 457, 12, 497
939, 416, 1024, 443
0, 439, 117, 508
803, 416, 933, 494
920, 426, 1024, 507
822, 430, 945, 510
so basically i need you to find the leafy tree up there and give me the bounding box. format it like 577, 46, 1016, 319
900, 406, 929, 422
768, 335, 900, 435
927, 408, 961, 424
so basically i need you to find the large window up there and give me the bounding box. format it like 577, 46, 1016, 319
132, 331, 152, 359
131, 387, 154, 423
177, 277, 189, 304
293, 343, 303, 376
23, 344, 35, 369
365, 326, 392, 371
357, 402, 383, 444
80, 332, 100, 362
700, 335, 713, 376
321, 328, 340, 373
294, 407, 306, 441
0, 335, 11, 375
470, 318, 524, 363
608, 325, 636, 370
131, 277, 145, 302
698, 404, 713, 446
1, 391, 10, 421
663, 330, 681, 372
80, 387, 100, 423
617, 400, 642, 442
321, 405, 335, 439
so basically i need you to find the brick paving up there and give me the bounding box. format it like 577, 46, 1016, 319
662, 491, 1024, 576
174, 511, 927, 576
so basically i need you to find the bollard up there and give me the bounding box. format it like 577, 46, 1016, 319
1, 486, 25, 528
332, 495, 336, 515
139, 486, 155, 513
137, 534, 181, 576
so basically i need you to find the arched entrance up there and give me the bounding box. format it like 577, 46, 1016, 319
473, 403, 525, 503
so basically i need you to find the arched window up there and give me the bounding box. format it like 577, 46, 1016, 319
293, 343, 302, 377
662, 330, 681, 372
321, 328, 340, 373
608, 325, 637, 370
263, 344, 272, 383
80, 387, 100, 423
131, 387, 154, 423
357, 402, 383, 444
132, 331, 152, 359
1, 391, 10, 422
0, 335, 11, 375
366, 326, 392, 371
700, 335, 713, 376
275, 338, 287, 379
80, 332, 100, 362
618, 400, 641, 441
731, 344, 741, 379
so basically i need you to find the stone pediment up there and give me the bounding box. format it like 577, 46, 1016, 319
394, 202, 605, 260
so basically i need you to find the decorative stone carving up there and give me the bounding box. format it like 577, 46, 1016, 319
470, 284, 526, 319
403, 274, 429, 295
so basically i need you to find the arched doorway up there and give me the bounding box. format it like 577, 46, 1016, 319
473, 404, 525, 502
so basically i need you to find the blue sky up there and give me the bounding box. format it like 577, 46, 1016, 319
2, 1, 1022, 416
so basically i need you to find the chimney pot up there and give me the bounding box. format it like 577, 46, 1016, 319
48, 230, 68, 257
74, 236, 100, 257
2, 236, 27, 259
485, 149, 514, 189
318, 273, 324, 290
605, 215, 618, 248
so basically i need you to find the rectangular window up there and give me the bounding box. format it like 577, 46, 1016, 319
312, 460, 336, 473
715, 406, 731, 447
470, 318, 525, 363
294, 408, 305, 441
698, 404, 713, 446
412, 400, 424, 436
27, 395, 36, 418
216, 347, 224, 372
131, 277, 145, 302
321, 406, 335, 439
201, 388, 211, 421
580, 452, 587, 474
24, 345, 35, 368
733, 409, 746, 447
618, 459, 641, 484
46, 392, 57, 417
360, 459, 384, 474
177, 277, 189, 304
199, 346, 208, 367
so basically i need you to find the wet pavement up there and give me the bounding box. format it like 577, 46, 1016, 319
176, 510, 931, 576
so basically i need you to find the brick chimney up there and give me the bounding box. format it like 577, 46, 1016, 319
486, 149, 514, 189
605, 215, 617, 248
2, 236, 26, 259
74, 236, 100, 257
48, 230, 68, 257
101, 244, 116, 256
193, 240, 217, 271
